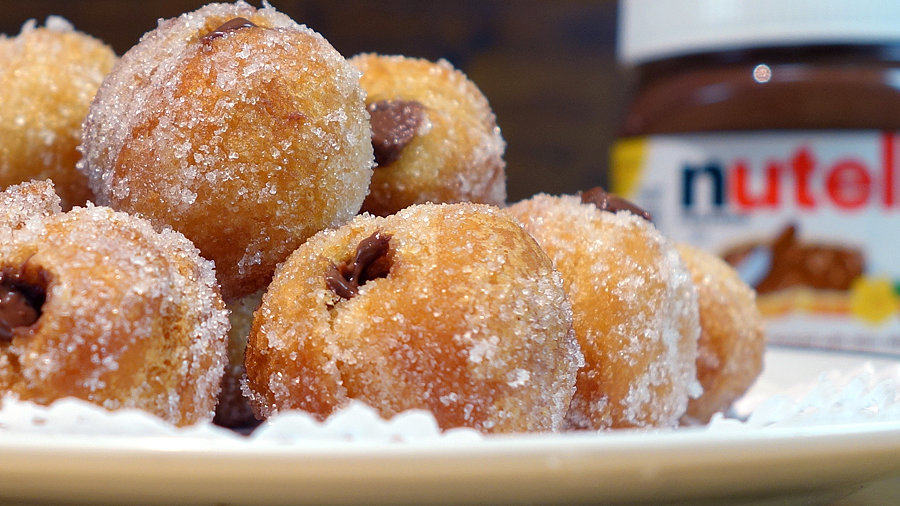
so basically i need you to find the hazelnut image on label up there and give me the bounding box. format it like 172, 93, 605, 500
0, 181, 229, 426
0, 16, 116, 209
350, 53, 507, 216
243, 202, 582, 434
506, 188, 701, 430
78, 1, 373, 300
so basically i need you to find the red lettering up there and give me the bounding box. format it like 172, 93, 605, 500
732, 160, 780, 209
883, 132, 896, 206
791, 148, 816, 208
720, 142, 899, 212
826, 159, 871, 209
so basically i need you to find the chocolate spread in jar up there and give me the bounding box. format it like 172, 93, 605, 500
621, 45, 900, 136
614, 0, 900, 354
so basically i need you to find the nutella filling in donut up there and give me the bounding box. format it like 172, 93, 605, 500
368, 100, 426, 167
580, 186, 653, 222
201, 17, 258, 45
0, 276, 45, 341
326, 231, 392, 299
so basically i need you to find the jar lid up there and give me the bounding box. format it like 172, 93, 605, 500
618, 0, 900, 65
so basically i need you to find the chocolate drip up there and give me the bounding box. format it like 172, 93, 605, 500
201, 17, 257, 45
580, 186, 652, 222
0, 278, 43, 341
368, 100, 425, 167
326, 232, 392, 299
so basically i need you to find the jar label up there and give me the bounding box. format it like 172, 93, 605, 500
612, 131, 900, 355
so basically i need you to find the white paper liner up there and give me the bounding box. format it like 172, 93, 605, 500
717, 361, 900, 429
0, 360, 897, 443
0, 397, 482, 443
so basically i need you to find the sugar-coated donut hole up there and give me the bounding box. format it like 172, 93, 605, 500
0, 181, 230, 426
505, 193, 700, 430
243, 202, 581, 434
0, 17, 116, 209
676, 243, 765, 425
79, 1, 374, 300
350, 54, 507, 216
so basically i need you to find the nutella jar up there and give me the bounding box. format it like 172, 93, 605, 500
612, 0, 900, 355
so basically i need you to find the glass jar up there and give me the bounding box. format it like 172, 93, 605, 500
612, 0, 900, 355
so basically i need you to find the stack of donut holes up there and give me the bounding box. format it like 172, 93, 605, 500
0, 1, 764, 432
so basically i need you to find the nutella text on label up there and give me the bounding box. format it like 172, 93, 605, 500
612, 131, 900, 355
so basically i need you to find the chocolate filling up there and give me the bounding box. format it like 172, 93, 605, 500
0, 276, 44, 342
368, 100, 426, 167
201, 17, 257, 45
326, 232, 392, 299
580, 186, 653, 222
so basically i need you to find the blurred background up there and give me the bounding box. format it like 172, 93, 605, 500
0, 0, 626, 203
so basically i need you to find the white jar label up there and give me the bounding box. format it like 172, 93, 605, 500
612, 131, 900, 354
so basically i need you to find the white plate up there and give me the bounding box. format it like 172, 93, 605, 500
0, 346, 899, 505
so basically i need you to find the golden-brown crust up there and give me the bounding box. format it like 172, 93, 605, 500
676, 243, 765, 424
506, 194, 700, 430
0, 18, 116, 209
243, 202, 581, 433
351, 54, 506, 216
0, 182, 229, 426
80, 3, 373, 300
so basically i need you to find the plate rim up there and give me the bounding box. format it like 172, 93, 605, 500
0, 420, 898, 504
0, 346, 898, 504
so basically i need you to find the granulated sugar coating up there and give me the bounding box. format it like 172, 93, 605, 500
350, 54, 506, 216
0, 180, 61, 236
0, 17, 116, 209
506, 194, 700, 429
78, 1, 373, 300
0, 182, 229, 426
676, 243, 765, 425
243, 202, 582, 434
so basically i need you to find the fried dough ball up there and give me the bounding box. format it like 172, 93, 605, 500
0, 181, 229, 426
349, 54, 506, 216
506, 190, 700, 430
79, 2, 373, 300
243, 202, 581, 433
213, 290, 263, 428
0, 17, 116, 209
676, 243, 765, 425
